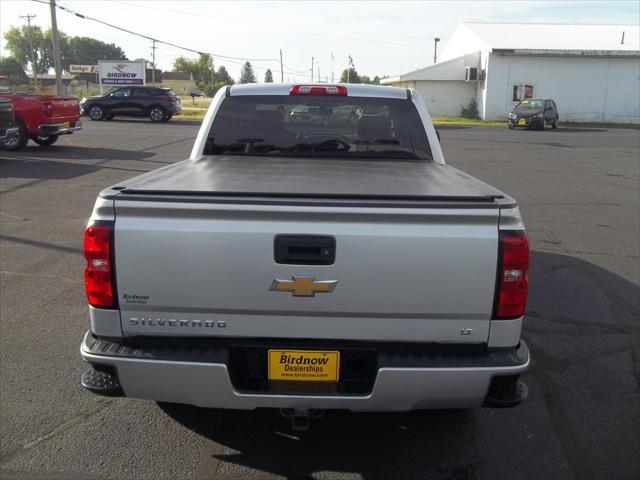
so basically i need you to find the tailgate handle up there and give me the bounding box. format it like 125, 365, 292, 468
274, 235, 335, 265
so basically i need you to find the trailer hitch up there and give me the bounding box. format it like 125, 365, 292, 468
279, 408, 324, 431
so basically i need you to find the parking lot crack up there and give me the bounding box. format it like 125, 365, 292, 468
0, 270, 81, 284
525, 310, 640, 334
0, 235, 81, 255
0, 399, 114, 466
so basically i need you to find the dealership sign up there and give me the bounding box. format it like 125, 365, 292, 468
70, 64, 98, 73
98, 60, 145, 86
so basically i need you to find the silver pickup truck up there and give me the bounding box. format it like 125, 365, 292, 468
80, 83, 530, 422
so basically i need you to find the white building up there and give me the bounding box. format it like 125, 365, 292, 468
382, 22, 640, 123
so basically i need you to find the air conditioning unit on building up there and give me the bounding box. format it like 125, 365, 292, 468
465, 67, 478, 82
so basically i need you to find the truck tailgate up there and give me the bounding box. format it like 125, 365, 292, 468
113, 199, 500, 343
42, 95, 79, 118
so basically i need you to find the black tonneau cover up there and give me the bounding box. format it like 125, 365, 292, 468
117, 156, 505, 202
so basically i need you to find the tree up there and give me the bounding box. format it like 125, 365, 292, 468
4, 26, 128, 74
264, 69, 273, 83
4, 25, 51, 74
62, 36, 127, 69
339, 67, 360, 84
172, 56, 234, 94
239, 61, 256, 84
216, 66, 234, 85
173, 53, 214, 85
0, 57, 28, 84
173, 56, 196, 75
196, 53, 214, 84
360, 75, 381, 85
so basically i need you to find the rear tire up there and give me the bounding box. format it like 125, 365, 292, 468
0, 121, 28, 151
32, 134, 59, 146
89, 105, 105, 121
552, 117, 558, 129
149, 106, 166, 122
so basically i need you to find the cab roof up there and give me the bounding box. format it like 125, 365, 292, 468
229, 82, 409, 99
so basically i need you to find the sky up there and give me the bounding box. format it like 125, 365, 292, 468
1, 0, 638, 82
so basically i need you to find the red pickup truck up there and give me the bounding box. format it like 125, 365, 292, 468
0, 75, 82, 151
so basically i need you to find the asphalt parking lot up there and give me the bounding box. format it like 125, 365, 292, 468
1, 120, 638, 480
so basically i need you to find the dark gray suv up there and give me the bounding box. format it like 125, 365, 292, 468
508, 99, 558, 130
80, 87, 181, 122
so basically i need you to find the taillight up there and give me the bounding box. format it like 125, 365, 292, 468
84, 222, 115, 308
494, 231, 529, 319
290, 85, 347, 96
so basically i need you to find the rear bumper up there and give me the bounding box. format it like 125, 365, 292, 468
80, 331, 530, 411
37, 120, 82, 136
508, 117, 540, 128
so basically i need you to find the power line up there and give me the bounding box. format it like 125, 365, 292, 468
32, 0, 281, 63
282, 63, 310, 74
110, 0, 445, 45
30, 0, 370, 82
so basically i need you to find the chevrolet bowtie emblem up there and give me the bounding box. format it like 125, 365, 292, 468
270, 275, 338, 297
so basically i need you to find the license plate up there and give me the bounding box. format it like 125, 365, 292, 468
268, 350, 340, 382
518, 119, 526, 125
64, 121, 71, 128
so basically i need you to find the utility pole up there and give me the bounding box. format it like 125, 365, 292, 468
279, 49, 283, 82
311, 57, 314, 82
49, 0, 63, 95
330, 53, 334, 83
433, 37, 440, 64
20, 14, 38, 90
151, 39, 157, 85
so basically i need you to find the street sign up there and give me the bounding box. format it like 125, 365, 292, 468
70, 64, 98, 73
98, 61, 145, 87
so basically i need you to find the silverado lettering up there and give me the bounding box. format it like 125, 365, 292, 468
128, 317, 226, 328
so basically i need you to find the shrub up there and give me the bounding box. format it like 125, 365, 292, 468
460, 98, 479, 119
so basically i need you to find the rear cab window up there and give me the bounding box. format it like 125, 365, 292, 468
204, 94, 432, 160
